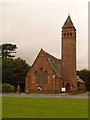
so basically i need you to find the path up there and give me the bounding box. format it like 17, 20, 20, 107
0, 92, 89, 99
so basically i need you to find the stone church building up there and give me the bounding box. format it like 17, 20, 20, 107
25, 15, 85, 93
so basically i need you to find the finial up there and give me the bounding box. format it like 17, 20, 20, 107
68, 11, 70, 16
41, 48, 43, 51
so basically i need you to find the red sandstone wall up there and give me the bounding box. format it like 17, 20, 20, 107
25, 50, 63, 93
62, 27, 77, 90
78, 83, 86, 90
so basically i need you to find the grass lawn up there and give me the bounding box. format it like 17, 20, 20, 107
2, 97, 88, 118
0, 97, 2, 119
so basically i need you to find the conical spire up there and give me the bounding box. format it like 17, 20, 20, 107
62, 15, 75, 28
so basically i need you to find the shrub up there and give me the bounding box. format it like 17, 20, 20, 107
70, 89, 86, 95
2, 83, 15, 93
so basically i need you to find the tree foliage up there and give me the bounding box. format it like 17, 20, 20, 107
0, 45, 1, 58
79, 69, 90, 91
0, 55, 1, 93
2, 43, 31, 92
76, 70, 80, 76
2, 58, 30, 91
1, 83, 15, 93
2, 43, 17, 59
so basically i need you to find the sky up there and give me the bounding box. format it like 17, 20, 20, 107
89, 1, 90, 70
0, 0, 88, 70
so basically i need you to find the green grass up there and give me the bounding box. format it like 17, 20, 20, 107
2, 97, 88, 118
0, 97, 2, 119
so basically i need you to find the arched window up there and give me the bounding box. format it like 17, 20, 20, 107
70, 32, 72, 36
35, 71, 38, 83
64, 33, 66, 37
67, 33, 69, 36
40, 68, 43, 84
44, 71, 48, 84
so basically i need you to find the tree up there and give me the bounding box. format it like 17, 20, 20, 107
0, 45, 1, 58
2, 43, 17, 59
1, 83, 15, 93
76, 70, 80, 75
79, 69, 90, 91
2, 58, 30, 92
0, 47, 2, 84
0, 58, 2, 84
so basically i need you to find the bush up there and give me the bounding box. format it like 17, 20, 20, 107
1, 83, 15, 93
70, 90, 86, 95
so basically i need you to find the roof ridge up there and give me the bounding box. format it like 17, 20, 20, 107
43, 50, 62, 78
43, 50, 60, 61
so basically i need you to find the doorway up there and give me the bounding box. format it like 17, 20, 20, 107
66, 83, 70, 92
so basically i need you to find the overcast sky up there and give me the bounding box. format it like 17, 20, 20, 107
0, 1, 88, 70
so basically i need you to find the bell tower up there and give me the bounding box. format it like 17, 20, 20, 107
62, 15, 77, 91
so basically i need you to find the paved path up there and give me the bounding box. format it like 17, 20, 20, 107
0, 93, 89, 99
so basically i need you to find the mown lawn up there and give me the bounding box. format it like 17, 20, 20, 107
0, 97, 2, 119
2, 97, 88, 118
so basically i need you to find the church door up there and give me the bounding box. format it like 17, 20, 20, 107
66, 83, 70, 92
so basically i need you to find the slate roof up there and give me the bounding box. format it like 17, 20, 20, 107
77, 76, 85, 83
43, 50, 63, 78
62, 15, 75, 28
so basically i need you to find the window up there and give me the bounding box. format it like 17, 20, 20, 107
35, 71, 38, 83
77, 82, 80, 88
70, 32, 72, 36
67, 33, 69, 36
64, 33, 66, 37
40, 68, 43, 84
44, 71, 48, 84
35, 69, 48, 84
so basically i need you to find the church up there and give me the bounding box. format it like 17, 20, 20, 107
25, 15, 85, 94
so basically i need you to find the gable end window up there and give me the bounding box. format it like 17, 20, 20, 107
40, 68, 43, 84
35, 71, 38, 83
44, 71, 48, 84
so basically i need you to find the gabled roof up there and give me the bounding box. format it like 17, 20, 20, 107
32, 48, 63, 78
77, 76, 85, 83
43, 50, 63, 78
62, 15, 75, 28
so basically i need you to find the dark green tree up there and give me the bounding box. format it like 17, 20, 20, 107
2, 58, 30, 92
2, 43, 17, 59
76, 70, 80, 75
0, 45, 1, 58
0, 45, 2, 84
79, 69, 90, 91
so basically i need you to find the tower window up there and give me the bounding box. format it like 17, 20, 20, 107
64, 33, 66, 37
70, 33, 72, 36
67, 33, 69, 36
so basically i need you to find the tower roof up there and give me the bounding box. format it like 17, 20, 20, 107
62, 15, 75, 28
